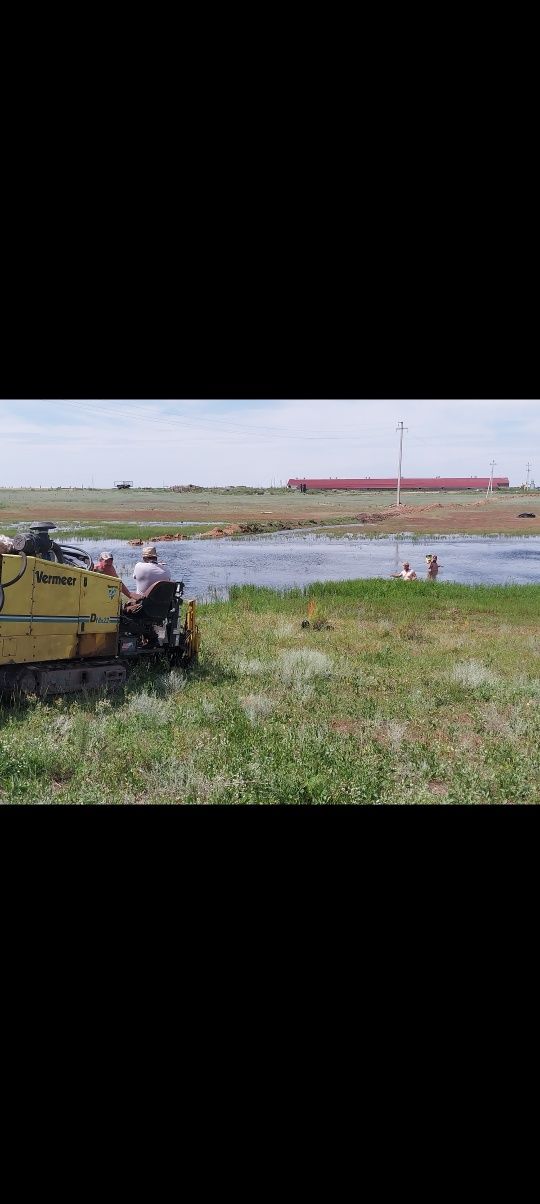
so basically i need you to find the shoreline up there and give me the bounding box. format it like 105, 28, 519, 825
1, 489, 539, 539
3, 516, 540, 541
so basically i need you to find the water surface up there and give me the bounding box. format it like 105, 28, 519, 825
73, 533, 540, 600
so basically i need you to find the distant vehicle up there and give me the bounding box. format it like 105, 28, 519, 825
114, 481, 133, 489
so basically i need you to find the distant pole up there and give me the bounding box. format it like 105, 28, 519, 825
396, 420, 407, 506
526, 461, 531, 489
486, 460, 496, 499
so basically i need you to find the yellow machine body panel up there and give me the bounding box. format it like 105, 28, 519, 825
0, 554, 121, 666
79, 571, 122, 634
0, 554, 35, 637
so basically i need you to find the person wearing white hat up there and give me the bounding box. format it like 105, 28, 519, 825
132, 545, 171, 597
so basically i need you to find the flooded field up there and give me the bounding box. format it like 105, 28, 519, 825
2, 486, 539, 537
75, 533, 540, 600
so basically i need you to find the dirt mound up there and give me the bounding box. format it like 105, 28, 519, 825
355, 506, 410, 523
356, 501, 468, 523
199, 524, 243, 539
153, 533, 189, 541
128, 534, 188, 545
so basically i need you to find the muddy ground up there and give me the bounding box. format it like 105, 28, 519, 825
1, 489, 539, 535
331, 500, 540, 536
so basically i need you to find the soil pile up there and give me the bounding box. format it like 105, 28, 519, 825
128, 533, 189, 545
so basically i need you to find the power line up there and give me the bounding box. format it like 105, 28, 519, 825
37, 399, 393, 444
37, 398, 389, 440
35, 399, 494, 451
21, 402, 519, 475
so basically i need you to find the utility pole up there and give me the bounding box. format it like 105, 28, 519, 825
526, 461, 531, 489
396, 420, 407, 506
486, 460, 496, 499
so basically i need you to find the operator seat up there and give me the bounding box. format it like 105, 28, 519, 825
120, 580, 183, 640
134, 580, 179, 620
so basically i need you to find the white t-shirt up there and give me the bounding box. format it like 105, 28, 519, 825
133, 560, 171, 594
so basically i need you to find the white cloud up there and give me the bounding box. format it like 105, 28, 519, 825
0, 399, 537, 486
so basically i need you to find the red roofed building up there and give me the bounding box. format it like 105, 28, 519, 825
287, 477, 509, 491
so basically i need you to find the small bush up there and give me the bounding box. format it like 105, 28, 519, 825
164, 670, 187, 695
124, 692, 174, 725
234, 657, 267, 677
240, 694, 275, 723
451, 660, 498, 688
278, 648, 333, 684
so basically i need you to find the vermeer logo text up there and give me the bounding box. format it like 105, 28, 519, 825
35, 571, 76, 586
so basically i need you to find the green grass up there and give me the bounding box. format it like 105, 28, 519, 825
58, 523, 208, 541
0, 522, 210, 541
1, 580, 539, 805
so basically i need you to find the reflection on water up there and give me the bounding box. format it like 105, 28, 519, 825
75, 534, 540, 601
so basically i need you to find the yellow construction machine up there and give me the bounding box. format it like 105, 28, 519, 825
0, 523, 200, 697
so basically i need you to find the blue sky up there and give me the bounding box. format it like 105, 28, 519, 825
1, 398, 537, 487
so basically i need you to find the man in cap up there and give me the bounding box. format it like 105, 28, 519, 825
132, 544, 171, 597
93, 550, 131, 598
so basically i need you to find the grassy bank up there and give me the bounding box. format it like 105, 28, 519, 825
0, 522, 210, 541
1, 580, 539, 805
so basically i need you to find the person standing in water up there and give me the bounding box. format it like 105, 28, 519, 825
426, 554, 442, 579
391, 562, 417, 581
